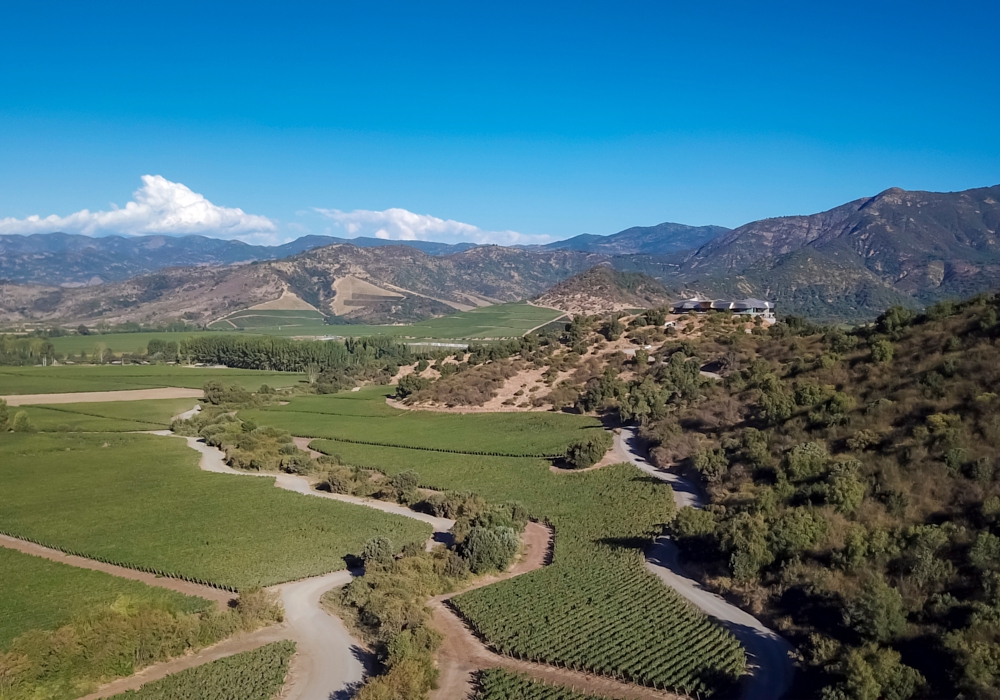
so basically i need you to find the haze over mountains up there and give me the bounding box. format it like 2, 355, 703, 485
1, 183, 998, 324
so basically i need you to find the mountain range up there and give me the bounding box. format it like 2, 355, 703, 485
1, 183, 998, 325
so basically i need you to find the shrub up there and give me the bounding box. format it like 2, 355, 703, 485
693, 447, 729, 483
844, 576, 907, 643
11, 410, 33, 433
362, 537, 396, 568
460, 526, 519, 574
564, 431, 613, 469
396, 374, 431, 399
870, 339, 894, 364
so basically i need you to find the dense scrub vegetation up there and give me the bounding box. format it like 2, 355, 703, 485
474, 669, 610, 700
0, 579, 282, 700
109, 640, 295, 700
528, 294, 1000, 698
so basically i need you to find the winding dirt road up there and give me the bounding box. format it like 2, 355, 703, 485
141, 431, 454, 700
616, 428, 795, 700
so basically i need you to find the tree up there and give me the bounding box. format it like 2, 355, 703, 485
11, 410, 33, 433
396, 374, 430, 399
693, 447, 729, 483
0, 398, 8, 429
460, 526, 519, 574
76, 324, 90, 336
871, 339, 894, 364
564, 431, 613, 469
844, 576, 907, 643
361, 537, 395, 568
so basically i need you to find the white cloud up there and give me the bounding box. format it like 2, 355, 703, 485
0, 175, 277, 240
314, 207, 551, 246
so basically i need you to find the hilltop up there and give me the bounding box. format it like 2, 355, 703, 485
532, 265, 672, 315
648, 184, 1000, 320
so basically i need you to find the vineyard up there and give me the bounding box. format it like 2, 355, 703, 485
454, 558, 744, 695
110, 640, 296, 700
0, 365, 302, 395
0, 432, 430, 589
242, 391, 602, 456
474, 669, 610, 700
15, 398, 199, 432
0, 547, 210, 648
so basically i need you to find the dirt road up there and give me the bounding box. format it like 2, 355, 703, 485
1, 387, 203, 406
616, 428, 795, 700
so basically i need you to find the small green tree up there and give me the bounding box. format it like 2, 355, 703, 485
12, 410, 33, 433
844, 576, 907, 643
361, 537, 395, 568
396, 374, 430, 399
0, 398, 8, 429
871, 339, 894, 364
564, 431, 613, 469
461, 526, 519, 574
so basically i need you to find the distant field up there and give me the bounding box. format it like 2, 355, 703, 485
0, 432, 431, 589
208, 308, 329, 335
323, 303, 565, 340
0, 547, 211, 648
109, 640, 296, 700
0, 365, 303, 395
242, 386, 602, 457
15, 397, 198, 431
203, 302, 564, 340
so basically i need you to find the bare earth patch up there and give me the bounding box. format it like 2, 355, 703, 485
1, 387, 203, 406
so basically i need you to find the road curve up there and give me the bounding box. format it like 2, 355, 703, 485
616, 428, 795, 700
141, 431, 454, 700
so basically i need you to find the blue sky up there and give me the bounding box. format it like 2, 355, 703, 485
1, 1, 998, 245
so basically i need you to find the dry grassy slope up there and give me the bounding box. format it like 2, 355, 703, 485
533, 265, 672, 315
0, 244, 604, 325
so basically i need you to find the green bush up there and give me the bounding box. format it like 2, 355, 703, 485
564, 431, 613, 469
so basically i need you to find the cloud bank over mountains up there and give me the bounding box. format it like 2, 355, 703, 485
0, 175, 278, 242
0, 175, 547, 247
314, 207, 549, 246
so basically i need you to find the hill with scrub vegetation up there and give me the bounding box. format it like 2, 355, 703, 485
393, 291, 1000, 699
532, 265, 672, 315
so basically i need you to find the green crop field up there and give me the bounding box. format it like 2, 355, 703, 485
110, 640, 296, 700
242, 387, 601, 457
15, 398, 198, 431
475, 669, 609, 700
323, 302, 565, 340
208, 308, 330, 335
205, 302, 564, 341
0, 547, 212, 649
0, 432, 431, 589
289, 389, 745, 695
0, 365, 303, 395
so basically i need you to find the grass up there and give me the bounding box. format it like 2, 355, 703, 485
109, 640, 296, 700
15, 397, 199, 431
0, 547, 212, 649
208, 308, 330, 335
242, 386, 602, 457
0, 432, 431, 589
293, 390, 744, 695
0, 365, 303, 394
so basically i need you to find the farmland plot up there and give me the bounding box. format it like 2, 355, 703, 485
109, 640, 296, 700
0, 547, 211, 648
0, 433, 430, 589
475, 669, 611, 700
0, 365, 302, 395
14, 398, 198, 431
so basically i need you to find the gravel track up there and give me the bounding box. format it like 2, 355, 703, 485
616, 428, 795, 700
1, 387, 203, 406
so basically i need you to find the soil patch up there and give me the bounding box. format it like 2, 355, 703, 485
2, 387, 203, 406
